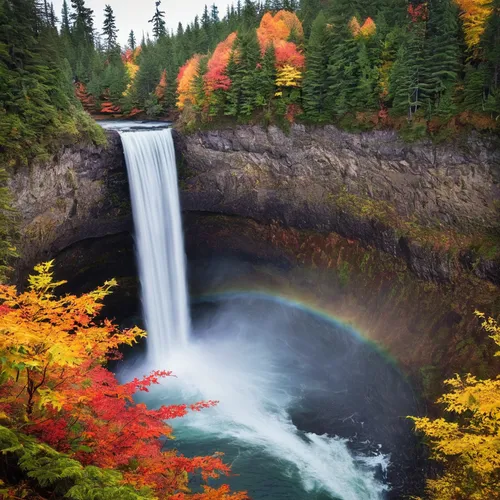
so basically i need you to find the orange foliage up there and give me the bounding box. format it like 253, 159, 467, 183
349, 16, 376, 37
360, 17, 376, 37
177, 55, 201, 109
0, 262, 248, 499
349, 17, 361, 36
155, 69, 167, 100
204, 32, 237, 94
257, 11, 305, 69
123, 47, 141, 95
100, 100, 121, 114
74, 82, 95, 112
454, 0, 492, 50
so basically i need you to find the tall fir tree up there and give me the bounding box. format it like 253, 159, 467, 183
149, 0, 167, 39
102, 5, 118, 52
128, 29, 137, 50
303, 11, 330, 120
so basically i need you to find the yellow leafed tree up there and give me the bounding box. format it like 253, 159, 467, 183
0, 261, 145, 418
410, 311, 500, 499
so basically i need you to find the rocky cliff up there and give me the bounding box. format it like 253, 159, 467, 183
176, 125, 500, 283
9, 125, 500, 286
9, 131, 130, 282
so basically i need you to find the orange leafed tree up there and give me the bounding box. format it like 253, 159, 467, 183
0, 262, 248, 500
177, 55, 201, 109
257, 10, 304, 51
257, 11, 305, 92
349, 16, 376, 37
454, 0, 492, 50
155, 69, 168, 100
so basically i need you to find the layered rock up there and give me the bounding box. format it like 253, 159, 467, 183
176, 125, 500, 283
9, 131, 130, 283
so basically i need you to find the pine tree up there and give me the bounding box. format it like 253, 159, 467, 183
102, 5, 118, 52
239, 29, 261, 115
255, 43, 277, 112
70, 0, 94, 45
423, 0, 460, 117
482, 0, 500, 117
149, 0, 167, 39
299, 0, 321, 37
61, 0, 71, 35
128, 30, 137, 50
355, 43, 378, 110
303, 11, 329, 120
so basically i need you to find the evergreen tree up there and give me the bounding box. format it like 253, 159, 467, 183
482, 0, 500, 116
423, 0, 460, 117
299, 0, 321, 37
149, 0, 167, 39
128, 30, 137, 50
70, 0, 94, 45
61, 0, 71, 35
303, 11, 329, 120
102, 5, 118, 52
255, 43, 277, 112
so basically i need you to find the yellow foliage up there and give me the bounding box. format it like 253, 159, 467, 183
410, 312, 500, 499
275, 64, 302, 91
0, 261, 145, 418
454, 0, 492, 51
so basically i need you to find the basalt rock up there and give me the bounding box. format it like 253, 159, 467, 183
175, 124, 500, 284
9, 131, 131, 284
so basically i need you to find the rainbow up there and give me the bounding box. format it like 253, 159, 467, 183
191, 287, 404, 374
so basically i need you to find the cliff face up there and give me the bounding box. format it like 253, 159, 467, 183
176, 125, 500, 283
9, 124, 500, 286
9, 131, 130, 282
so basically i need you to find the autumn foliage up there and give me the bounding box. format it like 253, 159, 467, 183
454, 0, 492, 50
411, 312, 500, 499
204, 32, 237, 94
177, 55, 201, 109
0, 262, 247, 499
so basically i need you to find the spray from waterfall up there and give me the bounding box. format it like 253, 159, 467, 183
118, 124, 390, 500
120, 128, 190, 364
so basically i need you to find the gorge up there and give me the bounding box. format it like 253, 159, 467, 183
5, 122, 500, 498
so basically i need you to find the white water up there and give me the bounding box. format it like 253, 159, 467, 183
119, 125, 389, 499
120, 128, 190, 364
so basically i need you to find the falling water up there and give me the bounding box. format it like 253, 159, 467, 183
120, 128, 190, 363
117, 123, 394, 499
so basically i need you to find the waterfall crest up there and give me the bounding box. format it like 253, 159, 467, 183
120, 128, 190, 363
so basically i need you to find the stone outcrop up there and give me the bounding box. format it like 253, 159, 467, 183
9, 131, 130, 283
175, 124, 500, 283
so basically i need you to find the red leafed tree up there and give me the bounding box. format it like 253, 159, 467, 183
74, 82, 95, 112
0, 262, 248, 500
204, 32, 237, 94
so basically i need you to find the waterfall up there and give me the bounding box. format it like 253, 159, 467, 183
120, 128, 190, 363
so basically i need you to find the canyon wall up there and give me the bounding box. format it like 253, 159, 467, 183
176, 124, 500, 283
9, 124, 500, 285
8, 131, 131, 282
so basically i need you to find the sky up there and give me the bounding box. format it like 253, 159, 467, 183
51, 0, 233, 46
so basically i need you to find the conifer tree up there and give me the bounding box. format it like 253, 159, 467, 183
102, 5, 118, 52
303, 11, 329, 120
149, 0, 167, 39
423, 0, 460, 117
482, 0, 500, 116
255, 43, 277, 112
128, 29, 137, 50
61, 0, 71, 35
